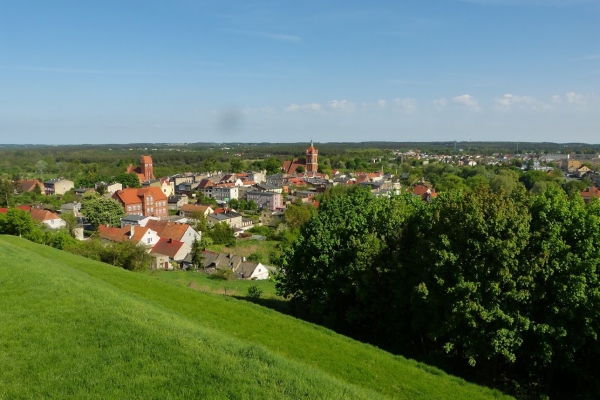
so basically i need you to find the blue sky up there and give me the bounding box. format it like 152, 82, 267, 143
1, 0, 599, 144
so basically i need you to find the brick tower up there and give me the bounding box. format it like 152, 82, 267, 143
305, 140, 318, 173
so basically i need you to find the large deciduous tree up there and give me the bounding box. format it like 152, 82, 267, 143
81, 193, 125, 228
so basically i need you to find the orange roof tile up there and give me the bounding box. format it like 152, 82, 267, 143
145, 220, 190, 241
151, 237, 186, 258
30, 208, 60, 222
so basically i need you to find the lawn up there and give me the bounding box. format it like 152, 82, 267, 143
0, 235, 513, 399
145, 268, 280, 298
207, 238, 280, 263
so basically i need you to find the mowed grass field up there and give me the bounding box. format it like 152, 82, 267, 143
145, 268, 280, 298
0, 235, 512, 399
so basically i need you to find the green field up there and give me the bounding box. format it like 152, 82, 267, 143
145, 269, 280, 298
0, 235, 512, 399
207, 238, 279, 258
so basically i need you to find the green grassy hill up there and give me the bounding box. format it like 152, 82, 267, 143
0, 235, 512, 399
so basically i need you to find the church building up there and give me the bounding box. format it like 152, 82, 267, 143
282, 141, 319, 175
126, 155, 156, 183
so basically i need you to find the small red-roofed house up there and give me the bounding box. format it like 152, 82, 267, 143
98, 225, 160, 248
581, 187, 600, 204
19, 180, 45, 195
412, 185, 438, 202
151, 237, 191, 264
145, 220, 201, 247
30, 208, 67, 229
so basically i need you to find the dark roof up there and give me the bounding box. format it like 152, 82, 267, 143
121, 215, 147, 222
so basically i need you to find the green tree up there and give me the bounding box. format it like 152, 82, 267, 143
296, 166, 305, 174
0, 178, 13, 206
81, 193, 125, 228
114, 173, 141, 188
208, 222, 235, 246
263, 157, 282, 175
228, 199, 239, 210
247, 200, 258, 212
230, 158, 244, 173
190, 237, 204, 270
284, 199, 315, 230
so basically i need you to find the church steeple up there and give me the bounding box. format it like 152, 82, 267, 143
305, 141, 318, 173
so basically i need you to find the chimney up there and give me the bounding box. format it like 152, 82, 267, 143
168, 238, 173, 243
130, 225, 135, 237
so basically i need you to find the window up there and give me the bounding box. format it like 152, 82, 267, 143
147, 238, 152, 243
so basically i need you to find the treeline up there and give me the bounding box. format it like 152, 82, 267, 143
277, 186, 600, 399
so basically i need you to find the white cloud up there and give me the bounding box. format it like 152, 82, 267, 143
285, 103, 321, 112
377, 99, 387, 108
328, 99, 356, 111
452, 94, 481, 111
566, 91, 588, 106
495, 94, 536, 111
432, 98, 448, 107
551, 95, 562, 104
392, 98, 417, 113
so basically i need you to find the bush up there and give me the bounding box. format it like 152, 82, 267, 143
208, 268, 233, 281
247, 285, 263, 299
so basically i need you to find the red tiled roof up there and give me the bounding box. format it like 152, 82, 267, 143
180, 204, 213, 214
151, 237, 186, 258
98, 225, 151, 243
581, 187, 600, 198
30, 208, 60, 222
145, 220, 190, 241
141, 155, 153, 164
412, 185, 431, 196
0, 205, 31, 214
113, 187, 167, 206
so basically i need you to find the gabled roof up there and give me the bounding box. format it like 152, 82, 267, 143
412, 185, 431, 196
30, 208, 61, 222
581, 187, 600, 198
141, 155, 153, 164
180, 204, 213, 213
145, 220, 191, 241
98, 225, 153, 243
19, 180, 43, 192
197, 179, 214, 189
151, 237, 186, 259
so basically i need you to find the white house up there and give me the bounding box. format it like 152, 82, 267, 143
30, 209, 67, 230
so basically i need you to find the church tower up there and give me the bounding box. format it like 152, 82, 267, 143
305, 140, 318, 173
140, 155, 155, 180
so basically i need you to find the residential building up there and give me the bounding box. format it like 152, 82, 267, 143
30, 208, 67, 229
179, 204, 214, 218
95, 182, 123, 195
18, 180, 44, 194
412, 185, 438, 202
44, 178, 74, 195
246, 191, 283, 211
98, 225, 160, 248
260, 210, 285, 227
213, 184, 239, 202
207, 211, 243, 229
184, 251, 271, 280
120, 214, 160, 228
151, 238, 191, 265
143, 178, 174, 197
581, 187, 600, 204
145, 220, 201, 247
112, 187, 168, 218
168, 194, 189, 210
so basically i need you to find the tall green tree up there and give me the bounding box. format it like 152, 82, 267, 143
81, 193, 125, 228
190, 237, 204, 270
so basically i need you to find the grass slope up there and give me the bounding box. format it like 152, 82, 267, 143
0, 236, 512, 399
